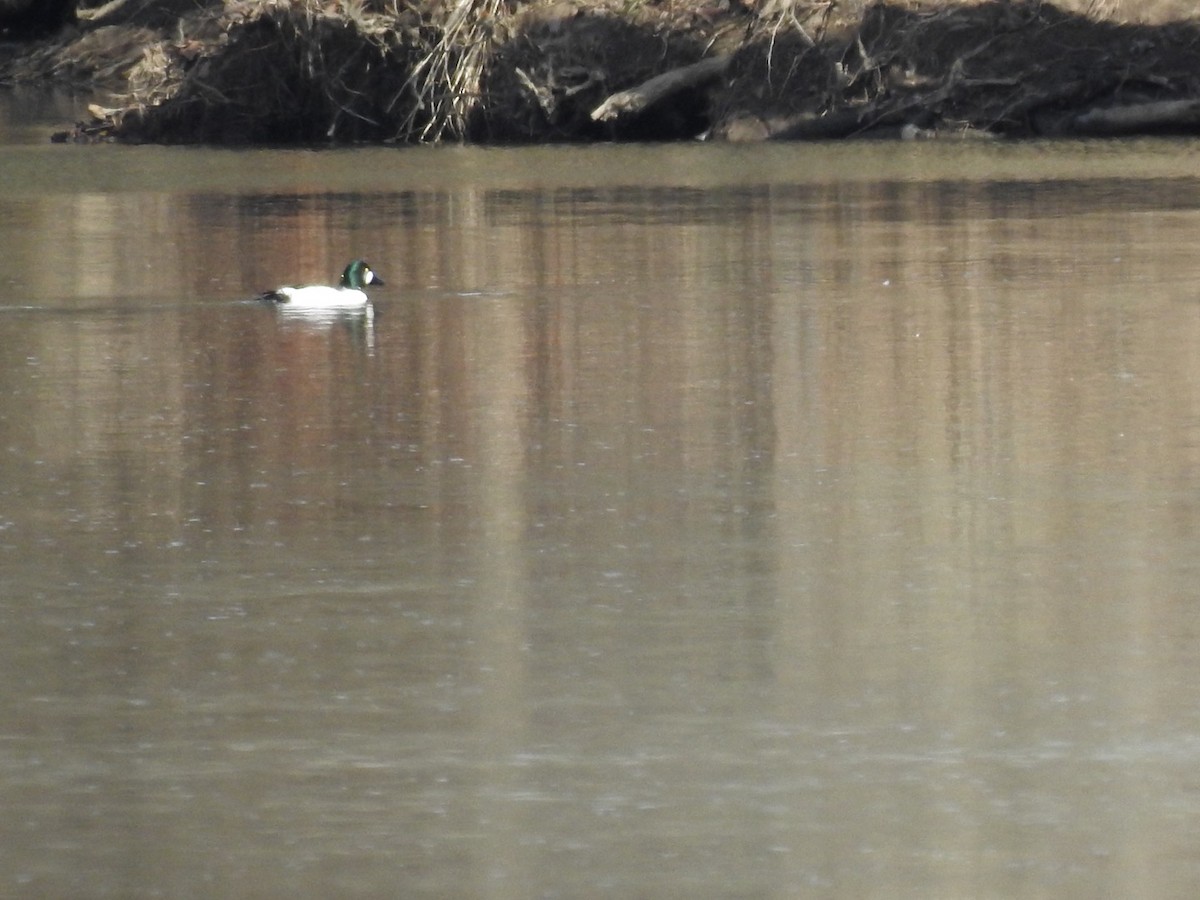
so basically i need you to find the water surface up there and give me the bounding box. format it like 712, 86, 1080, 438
4, 94, 1200, 897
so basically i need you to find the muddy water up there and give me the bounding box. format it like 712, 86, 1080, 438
4, 94, 1200, 897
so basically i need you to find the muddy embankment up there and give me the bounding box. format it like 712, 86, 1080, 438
3, 0, 1200, 144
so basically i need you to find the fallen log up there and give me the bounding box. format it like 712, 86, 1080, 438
591, 55, 730, 123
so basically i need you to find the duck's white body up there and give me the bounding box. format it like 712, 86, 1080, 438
260, 260, 384, 310
268, 284, 370, 308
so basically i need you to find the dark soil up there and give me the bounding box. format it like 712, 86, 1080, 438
124, 10, 427, 144
473, 9, 716, 142
0, 0, 75, 39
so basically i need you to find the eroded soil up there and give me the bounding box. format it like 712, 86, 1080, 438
3, 0, 1200, 144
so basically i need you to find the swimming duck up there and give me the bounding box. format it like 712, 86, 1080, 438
259, 259, 385, 309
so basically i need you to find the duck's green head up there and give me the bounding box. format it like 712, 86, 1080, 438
340, 259, 384, 290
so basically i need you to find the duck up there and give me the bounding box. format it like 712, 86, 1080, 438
259, 259, 385, 309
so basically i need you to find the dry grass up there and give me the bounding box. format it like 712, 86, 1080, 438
397, 0, 508, 141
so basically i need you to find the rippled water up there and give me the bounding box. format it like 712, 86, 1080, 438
4, 92, 1200, 897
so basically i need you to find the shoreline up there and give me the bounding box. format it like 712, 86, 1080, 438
3, 1, 1200, 145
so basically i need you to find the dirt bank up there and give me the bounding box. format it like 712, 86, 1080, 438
4, 0, 1200, 144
